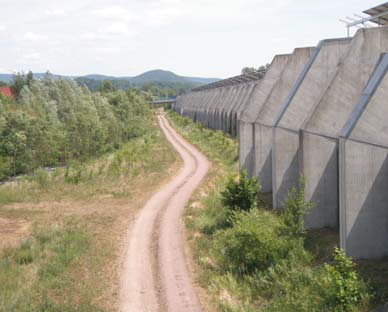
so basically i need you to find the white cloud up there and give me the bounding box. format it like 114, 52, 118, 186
45, 9, 65, 16
92, 6, 132, 20
17, 51, 41, 64
24, 32, 48, 41
80, 32, 98, 41
102, 22, 130, 35
0, 25, 5, 32
95, 47, 119, 55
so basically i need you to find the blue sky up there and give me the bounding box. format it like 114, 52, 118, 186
0, 0, 383, 78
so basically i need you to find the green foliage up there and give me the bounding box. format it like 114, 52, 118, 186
98, 80, 116, 93
0, 77, 152, 181
221, 170, 260, 216
197, 189, 230, 235
214, 209, 291, 274
325, 248, 364, 311
168, 110, 238, 168
282, 177, 312, 238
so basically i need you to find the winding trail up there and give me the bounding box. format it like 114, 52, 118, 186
120, 112, 210, 312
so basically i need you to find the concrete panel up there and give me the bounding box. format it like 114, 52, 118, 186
238, 54, 291, 176
209, 87, 225, 129
340, 140, 388, 259
339, 53, 388, 259
239, 120, 255, 174
305, 28, 388, 137
218, 86, 236, 131
197, 90, 213, 123
272, 127, 300, 206
253, 123, 273, 192
231, 82, 257, 137
212, 88, 229, 129
256, 47, 315, 127
253, 47, 315, 192
239, 54, 291, 123
301, 131, 339, 228
222, 84, 244, 133
301, 27, 388, 231
272, 38, 351, 209
203, 89, 218, 124
226, 84, 249, 135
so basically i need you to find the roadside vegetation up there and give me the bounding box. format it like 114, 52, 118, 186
0, 75, 179, 311
167, 111, 387, 312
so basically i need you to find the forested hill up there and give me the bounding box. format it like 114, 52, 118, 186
0, 70, 220, 93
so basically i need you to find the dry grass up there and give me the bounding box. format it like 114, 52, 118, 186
0, 114, 181, 311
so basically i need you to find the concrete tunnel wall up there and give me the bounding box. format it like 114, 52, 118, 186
238, 54, 291, 176
301, 27, 388, 232
173, 26, 388, 259
272, 38, 352, 210
253, 47, 315, 192
339, 53, 388, 259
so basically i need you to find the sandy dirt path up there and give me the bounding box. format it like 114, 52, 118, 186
120, 113, 210, 312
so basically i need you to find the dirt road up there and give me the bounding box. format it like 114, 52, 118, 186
120, 113, 210, 312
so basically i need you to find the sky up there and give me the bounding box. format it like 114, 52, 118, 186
0, 0, 384, 78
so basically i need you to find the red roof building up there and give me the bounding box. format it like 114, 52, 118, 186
0, 86, 15, 98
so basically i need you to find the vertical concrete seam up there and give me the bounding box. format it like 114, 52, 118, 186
339, 137, 347, 252
272, 126, 278, 209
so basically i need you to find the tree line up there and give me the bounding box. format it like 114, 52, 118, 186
0, 73, 152, 181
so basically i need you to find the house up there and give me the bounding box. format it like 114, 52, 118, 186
0, 86, 15, 98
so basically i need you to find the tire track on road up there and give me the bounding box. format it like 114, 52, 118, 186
120, 113, 210, 312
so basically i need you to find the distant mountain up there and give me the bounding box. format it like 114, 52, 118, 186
81, 70, 220, 86
0, 74, 12, 83
0, 69, 220, 87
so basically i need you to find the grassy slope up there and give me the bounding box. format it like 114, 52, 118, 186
167, 111, 388, 312
0, 113, 180, 311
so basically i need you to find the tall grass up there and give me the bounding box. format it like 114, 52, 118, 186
0, 221, 101, 312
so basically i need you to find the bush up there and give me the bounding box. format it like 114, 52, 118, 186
325, 248, 364, 311
221, 170, 260, 217
213, 208, 291, 274
282, 177, 312, 238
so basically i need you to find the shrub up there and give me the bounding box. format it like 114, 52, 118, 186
282, 177, 312, 238
325, 248, 364, 311
213, 208, 290, 274
221, 170, 260, 216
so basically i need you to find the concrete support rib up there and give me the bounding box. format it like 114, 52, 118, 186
222, 84, 242, 133
226, 84, 248, 135
232, 82, 257, 137
271, 38, 351, 210
300, 27, 388, 231
238, 54, 291, 176
253, 47, 315, 192
218, 86, 235, 131
208, 88, 224, 129
339, 53, 388, 259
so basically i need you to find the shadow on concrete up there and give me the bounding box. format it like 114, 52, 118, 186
347, 152, 388, 259
258, 150, 273, 193
307, 145, 339, 229
276, 150, 300, 209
